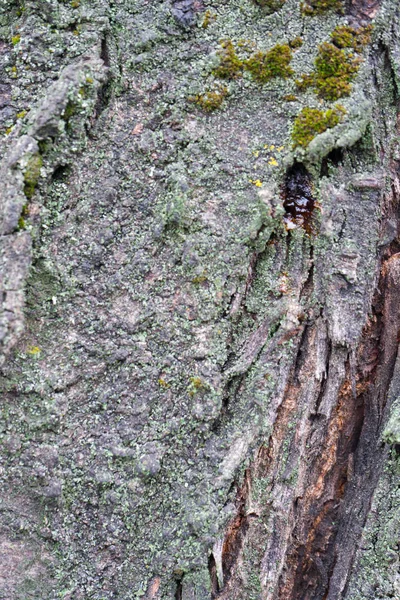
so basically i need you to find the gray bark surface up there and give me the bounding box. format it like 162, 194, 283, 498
0, 1, 399, 599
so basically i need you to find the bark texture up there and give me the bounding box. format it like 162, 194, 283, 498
0, 0, 399, 599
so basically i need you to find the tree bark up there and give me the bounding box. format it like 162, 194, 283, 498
0, 1, 399, 599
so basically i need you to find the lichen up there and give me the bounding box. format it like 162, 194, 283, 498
291, 105, 346, 147
11, 33, 20, 45
244, 44, 293, 84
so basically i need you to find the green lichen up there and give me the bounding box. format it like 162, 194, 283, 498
190, 86, 228, 112
331, 24, 373, 51
11, 34, 20, 45
297, 42, 361, 101
291, 105, 346, 147
300, 0, 343, 15
213, 40, 243, 80
244, 44, 293, 84
23, 153, 43, 199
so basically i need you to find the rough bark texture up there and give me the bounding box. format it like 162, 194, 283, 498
0, 0, 399, 599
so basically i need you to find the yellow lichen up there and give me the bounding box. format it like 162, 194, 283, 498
27, 346, 41, 355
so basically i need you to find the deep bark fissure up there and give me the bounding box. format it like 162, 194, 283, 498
208, 553, 220, 598
220, 470, 252, 589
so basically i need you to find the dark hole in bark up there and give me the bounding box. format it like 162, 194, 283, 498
208, 553, 220, 598
52, 164, 70, 182
320, 148, 344, 177
174, 577, 183, 600
282, 163, 316, 234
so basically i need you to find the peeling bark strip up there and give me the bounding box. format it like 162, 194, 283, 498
217, 242, 400, 600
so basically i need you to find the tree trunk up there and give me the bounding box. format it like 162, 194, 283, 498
0, 1, 399, 599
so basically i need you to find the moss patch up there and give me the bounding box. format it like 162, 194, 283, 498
292, 105, 346, 147
189, 86, 229, 112
213, 40, 243, 80
297, 42, 361, 101
244, 44, 293, 84
253, 0, 286, 13
300, 0, 343, 15
289, 37, 303, 49
331, 25, 373, 51
23, 153, 43, 199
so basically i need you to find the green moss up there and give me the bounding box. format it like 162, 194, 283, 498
253, 0, 286, 13
23, 153, 43, 199
291, 105, 346, 147
300, 0, 343, 15
187, 376, 207, 396
189, 86, 228, 112
213, 40, 243, 80
297, 42, 361, 101
16, 4, 26, 17
63, 101, 76, 121
314, 43, 360, 100
244, 44, 293, 84
283, 94, 298, 101
11, 34, 21, 45
331, 25, 373, 51
202, 10, 216, 28
289, 37, 303, 49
